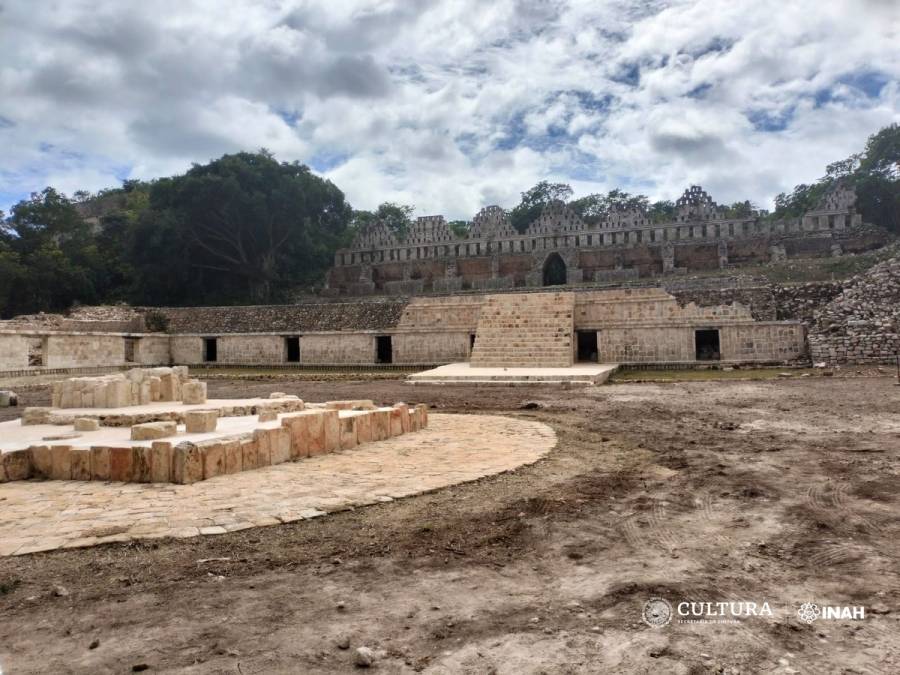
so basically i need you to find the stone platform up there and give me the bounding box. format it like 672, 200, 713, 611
407, 362, 618, 385
0, 414, 556, 556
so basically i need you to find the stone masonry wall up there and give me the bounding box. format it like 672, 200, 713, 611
160, 301, 407, 334
808, 257, 900, 364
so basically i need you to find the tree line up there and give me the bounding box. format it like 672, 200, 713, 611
1, 126, 897, 317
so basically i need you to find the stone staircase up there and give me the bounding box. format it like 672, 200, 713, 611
470, 292, 575, 368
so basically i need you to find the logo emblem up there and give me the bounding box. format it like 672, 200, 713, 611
798, 602, 820, 623
642, 597, 673, 627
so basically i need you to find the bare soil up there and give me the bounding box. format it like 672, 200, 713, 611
1, 375, 899, 674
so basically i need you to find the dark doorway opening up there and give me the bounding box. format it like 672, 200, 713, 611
124, 337, 138, 363
542, 252, 567, 286
470, 333, 476, 353
695, 329, 720, 361
577, 331, 598, 362
376, 335, 393, 364
285, 336, 300, 363
204, 337, 218, 363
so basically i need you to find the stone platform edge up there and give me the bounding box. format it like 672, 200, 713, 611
1, 404, 429, 485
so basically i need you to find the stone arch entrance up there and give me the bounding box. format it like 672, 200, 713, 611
542, 252, 567, 286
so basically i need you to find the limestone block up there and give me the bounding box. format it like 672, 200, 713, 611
416, 404, 429, 428
270, 428, 292, 464
223, 440, 242, 474
305, 411, 326, 456
90, 446, 111, 480
74, 418, 100, 432
339, 416, 358, 450
410, 408, 421, 432
258, 410, 277, 422
94, 382, 110, 409
132, 446, 153, 483
2, 449, 32, 481
182, 380, 207, 405
51, 383, 62, 408
149, 376, 161, 402
185, 410, 218, 433
326, 400, 375, 411
50, 445, 72, 480
109, 379, 132, 408
81, 390, 94, 408
159, 373, 177, 401
70, 448, 92, 480
201, 442, 226, 480
355, 412, 373, 444
30, 445, 53, 478
281, 413, 309, 459
0, 459, 5, 483
254, 428, 274, 466
269, 392, 287, 398
389, 407, 405, 437
149, 442, 172, 483
394, 403, 409, 434
131, 421, 177, 441
322, 410, 340, 452
139, 379, 152, 405
173, 442, 203, 484
240, 438, 259, 471
22, 407, 52, 425
108, 446, 134, 481
371, 410, 391, 441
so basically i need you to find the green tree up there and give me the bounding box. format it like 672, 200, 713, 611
447, 219, 469, 237
130, 151, 352, 304
509, 181, 573, 232
351, 202, 415, 238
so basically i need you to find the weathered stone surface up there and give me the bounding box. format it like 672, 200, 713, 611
326, 400, 375, 411
132, 446, 153, 483
74, 418, 100, 432
3, 449, 33, 481
281, 413, 309, 459
254, 429, 272, 467
258, 409, 277, 422
270, 428, 292, 464
30, 445, 53, 478
389, 407, 405, 436
90, 446, 110, 480
149, 442, 172, 482
305, 411, 327, 456
109, 446, 134, 482
185, 410, 218, 433
416, 404, 429, 428
69, 448, 92, 480
240, 438, 259, 471
339, 416, 358, 449
50, 445, 72, 480
131, 421, 177, 441
173, 442, 203, 484
223, 440, 242, 474
201, 442, 226, 480
182, 380, 207, 405
371, 409, 391, 441
0, 390, 18, 407
322, 410, 340, 452
355, 412, 373, 443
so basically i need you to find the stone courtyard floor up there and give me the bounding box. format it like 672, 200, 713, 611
0, 413, 555, 556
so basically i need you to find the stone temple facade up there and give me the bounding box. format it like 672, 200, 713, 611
326, 183, 877, 296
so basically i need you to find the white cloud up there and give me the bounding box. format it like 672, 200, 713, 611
0, 0, 898, 218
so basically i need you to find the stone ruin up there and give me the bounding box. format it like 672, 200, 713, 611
51, 366, 205, 409
1, 367, 428, 486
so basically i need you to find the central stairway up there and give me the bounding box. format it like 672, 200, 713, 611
470, 292, 575, 368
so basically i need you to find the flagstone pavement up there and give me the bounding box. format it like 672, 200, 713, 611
0, 414, 555, 556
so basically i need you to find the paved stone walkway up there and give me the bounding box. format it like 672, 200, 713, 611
0, 414, 555, 556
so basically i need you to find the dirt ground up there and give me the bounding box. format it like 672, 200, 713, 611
1, 375, 899, 674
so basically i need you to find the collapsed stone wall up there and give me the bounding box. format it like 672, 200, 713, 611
159, 301, 408, 334
807, 257, 900, 364
772, 282, 844, 323
669, 286, 776, 322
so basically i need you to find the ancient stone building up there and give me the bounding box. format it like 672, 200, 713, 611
326, 183, 880, 296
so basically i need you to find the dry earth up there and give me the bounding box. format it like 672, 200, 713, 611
1, 375, 899, 674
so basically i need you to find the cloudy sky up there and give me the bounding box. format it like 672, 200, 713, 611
1, 0, 899, 219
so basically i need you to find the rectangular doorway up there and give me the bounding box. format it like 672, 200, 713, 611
285, 336, 300, 363
124, 337, 138, 363
576, 330, 598, 362
376, 335, 393, 364
203, 337, 218, 362
695, 329, 720, 361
